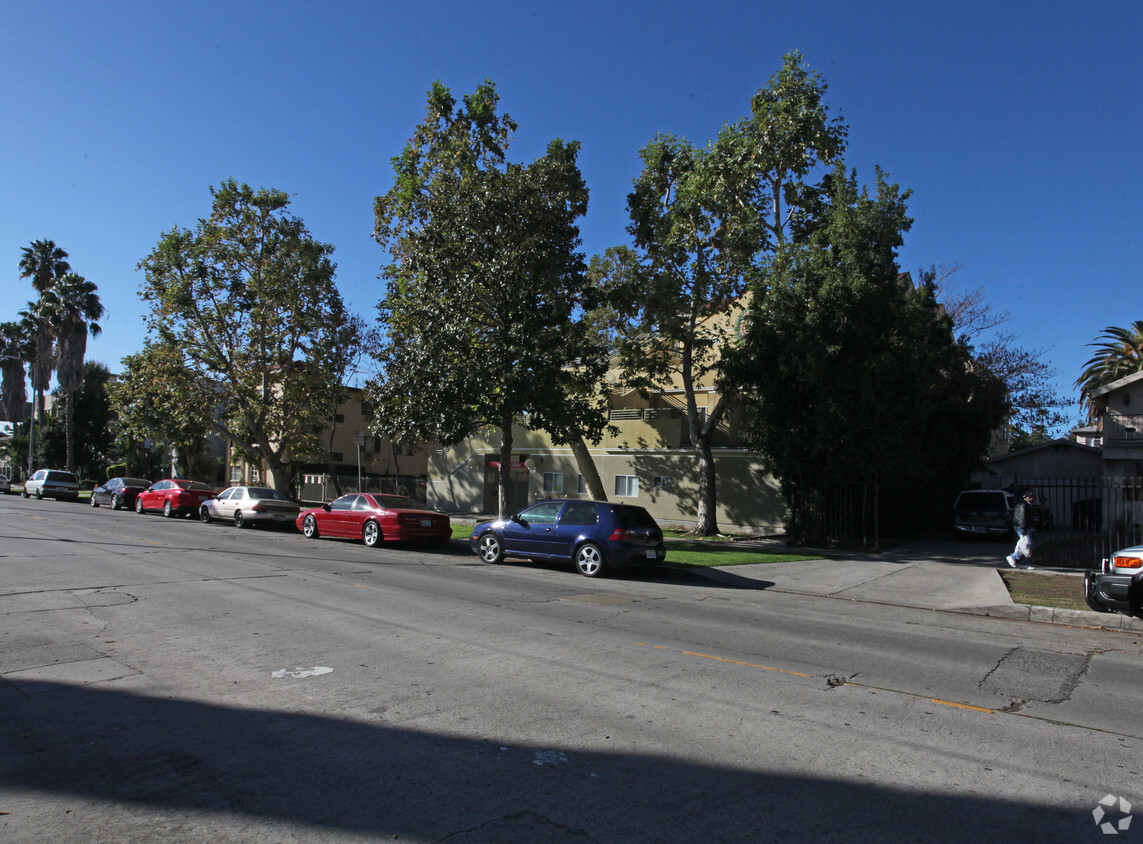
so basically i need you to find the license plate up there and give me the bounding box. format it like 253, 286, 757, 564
421, 518, 432, 527
646, 550, 658, 559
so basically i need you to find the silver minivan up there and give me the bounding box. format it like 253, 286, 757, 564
23, 469, 80, 501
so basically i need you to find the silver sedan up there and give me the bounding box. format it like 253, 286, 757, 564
199, 485, 301, 529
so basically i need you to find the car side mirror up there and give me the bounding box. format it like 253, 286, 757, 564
511, 514, 523, 524
322, 503, 332, 512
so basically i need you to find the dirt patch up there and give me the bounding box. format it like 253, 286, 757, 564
999, 570, 1089, 612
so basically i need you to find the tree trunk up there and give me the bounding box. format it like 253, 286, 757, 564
498, 410, 514, 519
693, 434, 719, 535
64, 391, 75, 473
570, 435, 606, 500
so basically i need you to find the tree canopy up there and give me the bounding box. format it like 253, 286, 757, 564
1076, 320, 1143, 415
370, 80, 609, 516
136, 180, 360, 491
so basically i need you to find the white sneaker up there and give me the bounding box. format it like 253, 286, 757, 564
1006, 556, 1018, 568
1019, 564, 1035, 570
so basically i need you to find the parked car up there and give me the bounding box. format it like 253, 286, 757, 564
135, 479, 216, 518
0, 474, 10, 494
22, 469, 80, 502
296, 493, 451, 547
90, 477, 152, 510
201, 485, 301, 528
953, 489, 1015, 537
1084, 543, 1143, 619
469, 499, 666, 577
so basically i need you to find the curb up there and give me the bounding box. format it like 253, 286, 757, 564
961, 602, 1143, 632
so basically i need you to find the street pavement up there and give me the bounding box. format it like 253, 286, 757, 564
680, 536, 1143, 633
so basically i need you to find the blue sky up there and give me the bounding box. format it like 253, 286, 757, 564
3, 1, 1140, 430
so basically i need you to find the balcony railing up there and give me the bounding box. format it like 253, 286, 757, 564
1103, 411, 1143, 444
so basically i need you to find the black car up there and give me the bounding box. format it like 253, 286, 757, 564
470, 499, 666, 577
90, 477, 152, 511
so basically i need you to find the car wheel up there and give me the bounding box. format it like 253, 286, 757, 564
112, 494, 124, 511
362, 520, 381, 547
35, 489, 43, 500
574, 542, 606, 577
200, 505, 212, 524
163, 500, 173, 518
234, 510, 248, 529
477, 533, 504, 564
90, 494, 99, 508
135, 497, 145, 514
302, 514, 319, 539
21, 488, 29, 498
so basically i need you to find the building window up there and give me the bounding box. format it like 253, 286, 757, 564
653, 476, 671, 489
577, 475, 587, 494
543, 472, 564, 494
229, 465, 243, 484
614, 475, 639, 497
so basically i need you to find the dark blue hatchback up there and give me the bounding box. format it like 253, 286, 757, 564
470, 499, 667, 577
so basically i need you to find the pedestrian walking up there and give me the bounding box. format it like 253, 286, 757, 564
1006, 490, 1036, 570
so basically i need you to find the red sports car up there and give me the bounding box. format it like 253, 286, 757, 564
296, 493, 451, 547
135, 479, 216, 518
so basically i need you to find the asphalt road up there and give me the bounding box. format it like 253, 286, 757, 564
1, 494, 1140, 842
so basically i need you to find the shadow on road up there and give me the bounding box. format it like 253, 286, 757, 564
0, 680, 1093, 841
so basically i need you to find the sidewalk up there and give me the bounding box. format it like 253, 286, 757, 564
685, 537, 1143, 633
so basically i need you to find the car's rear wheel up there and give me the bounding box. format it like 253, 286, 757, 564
90, 494, 99, 508
112, 494, 124, 511
163, 500, 173, 518
234, 511, 246, 529
21, 488, 29, 498
477, 533, 504, 564
200, 505, 212, 524
574, 542, 605, 577
302, 514, 319, 539
362, 520, 381, 547
135, 497, 145, 514
35, 489, 42, 500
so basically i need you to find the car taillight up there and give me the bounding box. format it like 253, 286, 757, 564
252, 503, 267, 512
398, 514, 420, 525
1113, 555, 1143, 569
609, 529, 631, 541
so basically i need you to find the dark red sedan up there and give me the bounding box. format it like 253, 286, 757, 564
296, 493, 451, 547
135, 479, 216, 518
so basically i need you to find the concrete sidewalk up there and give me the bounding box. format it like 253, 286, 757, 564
687, 537, 1143, 633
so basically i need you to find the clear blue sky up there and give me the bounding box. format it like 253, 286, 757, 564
3, 1, 1140, 430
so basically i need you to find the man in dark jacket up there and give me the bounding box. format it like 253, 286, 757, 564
1006, 490, 1036, 570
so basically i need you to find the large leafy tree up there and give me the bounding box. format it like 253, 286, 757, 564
38, 362, 116, 478
370, 80, 609, 517
1076, 321, 1143, 415
924, 265, 1069, 445
735, 166, 1006, 543
42, 272, 105, 472
112, 342, 217, 479
136, 180, 360, 492
599, 51, 847, 535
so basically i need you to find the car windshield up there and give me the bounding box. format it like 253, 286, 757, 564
956, 492, 1009, 512
374, 495, 425, 510
175, 480, 214, 492
248, 487, 288, 500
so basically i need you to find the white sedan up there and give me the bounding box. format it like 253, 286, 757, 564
199, 485, 301, 529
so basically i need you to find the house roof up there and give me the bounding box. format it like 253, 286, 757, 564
986, 437, 1101, 465
1090, 369, 1143, 401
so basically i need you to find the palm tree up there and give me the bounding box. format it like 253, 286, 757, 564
1076, 321, 1143, 416
0, 320, 32, 423
45, 273, 105, 472
19, 239, 71, 293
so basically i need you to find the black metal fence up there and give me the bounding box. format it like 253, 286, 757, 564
818, 476, 1143, 568
1003, 476, 1143, 569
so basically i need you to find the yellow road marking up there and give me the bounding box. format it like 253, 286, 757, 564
931, 698, 995, 713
